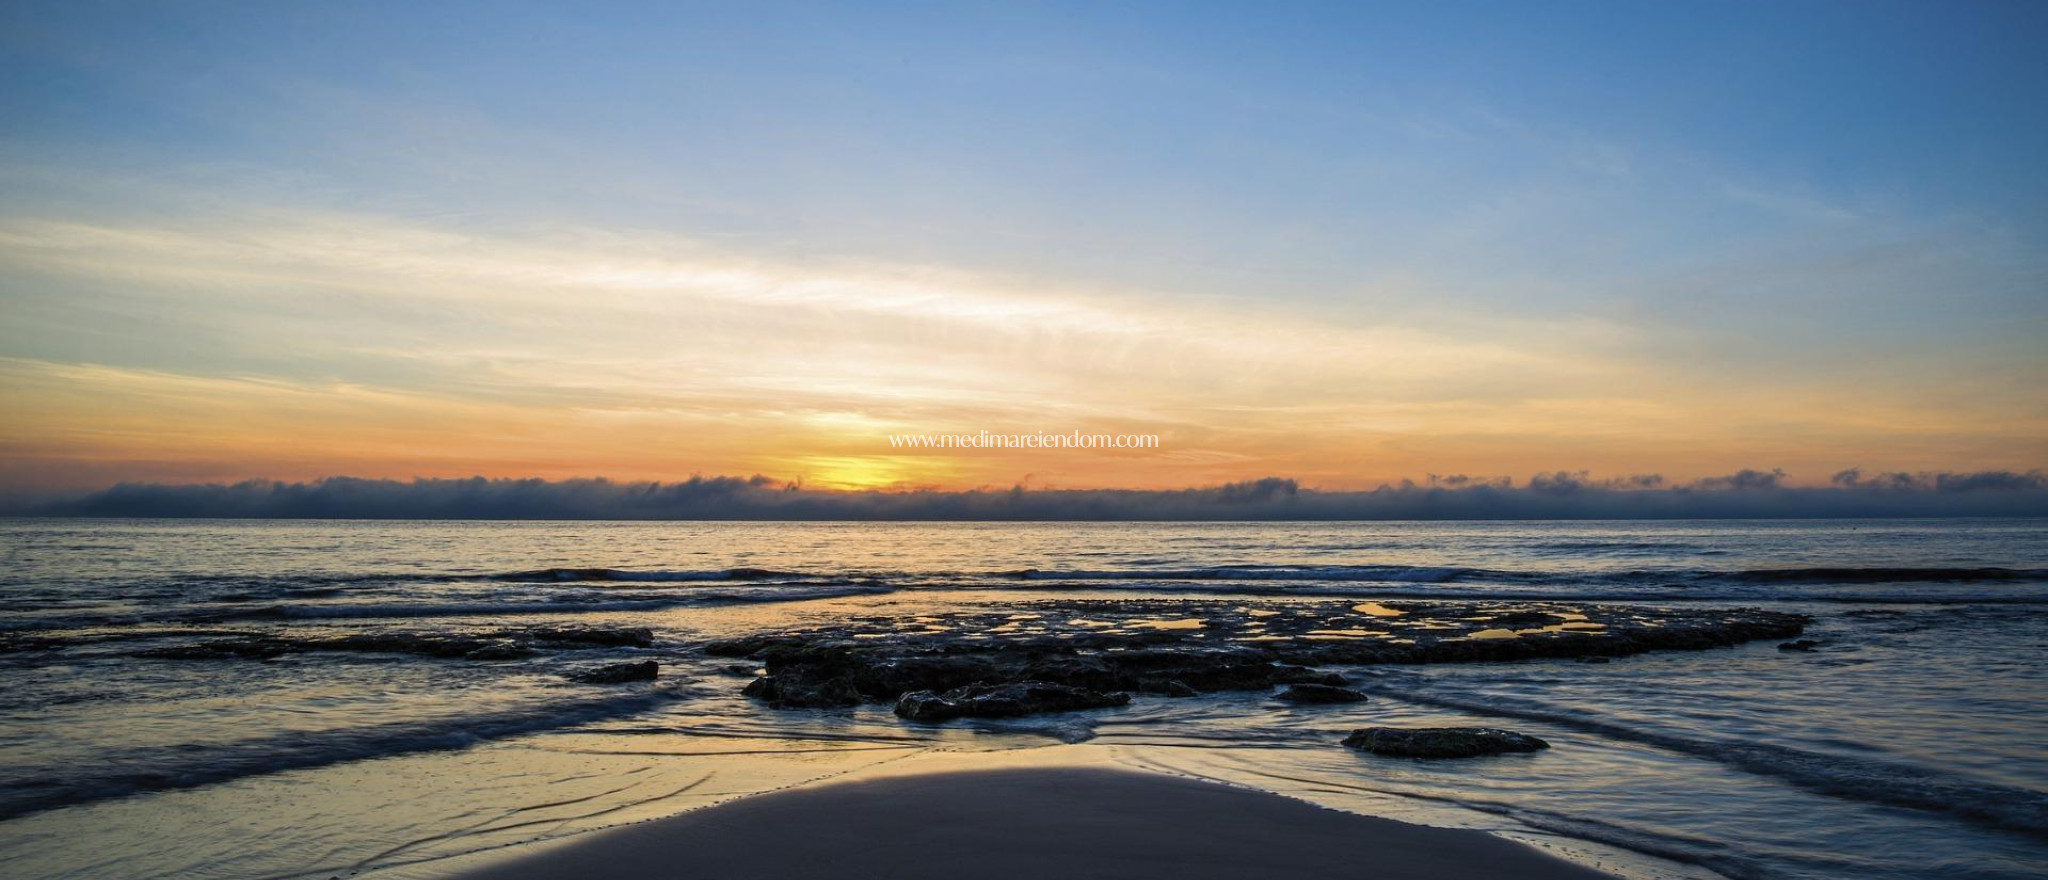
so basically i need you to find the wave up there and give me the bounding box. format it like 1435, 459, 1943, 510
91, 568, 823, 594
95, 564, 2048, 595
1005, 563, 2047, 587
31, 565, 2045, 632
1371, 684, 2048, 837
970, 580, 2048, 605
178, 583, 898, 621
1003, 565, 1489, 582
489, 567, 805, 583
0, 689, 681, 821
1709, 567, 2044, 585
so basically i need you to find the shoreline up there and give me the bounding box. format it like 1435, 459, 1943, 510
435, 758, 1618, 880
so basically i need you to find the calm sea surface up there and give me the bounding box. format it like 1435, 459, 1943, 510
1, 518, 2044, 880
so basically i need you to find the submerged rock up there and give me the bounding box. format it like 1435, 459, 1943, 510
1342, 726, 1549, 758
567, 660, 660, 684
1778, 639, 1820, 652
1276, 683, 1367, 704
895, 681, 1130, 722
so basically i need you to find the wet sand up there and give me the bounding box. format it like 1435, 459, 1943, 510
446, 765, 1615, 880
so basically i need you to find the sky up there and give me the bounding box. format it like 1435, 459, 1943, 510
1, 0, 2045, 498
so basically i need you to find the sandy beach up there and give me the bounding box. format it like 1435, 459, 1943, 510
445, 764, 1614, 880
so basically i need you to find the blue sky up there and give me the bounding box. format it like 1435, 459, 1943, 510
1, 1, 2043, 492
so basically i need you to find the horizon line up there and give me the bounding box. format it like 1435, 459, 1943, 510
16, 470, 2047, 521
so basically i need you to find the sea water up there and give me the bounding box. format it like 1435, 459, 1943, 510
0, 519, 2043, 880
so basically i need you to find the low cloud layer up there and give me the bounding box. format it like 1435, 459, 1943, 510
27, 470, 2048, 520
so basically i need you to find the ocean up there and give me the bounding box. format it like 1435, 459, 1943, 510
1, 518, 2044, 880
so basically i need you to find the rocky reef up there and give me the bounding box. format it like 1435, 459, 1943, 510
708, 598, 1806, 717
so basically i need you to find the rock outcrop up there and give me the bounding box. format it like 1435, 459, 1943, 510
1342, 726, 1549, 758
709, 599, 1808, 719
567, 660, 660, 684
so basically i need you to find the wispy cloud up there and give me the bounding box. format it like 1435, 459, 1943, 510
4, 193, 2042, 494
0, 203, 1695, 490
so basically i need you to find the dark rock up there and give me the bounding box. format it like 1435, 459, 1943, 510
1577, 656, 1612, 663
1276, 683, 1367, 704
895, 681, 1130, 722
567, 660, 660, 684
1097, 648, 1338, 694
851, 655, 1000, 698
529, 626, 655, 648
705, 599, 1809, 714
721, 663, 761, 676
1778, 639, 1820, 652
703, 634, 802, 657
1017, 654, 1125, 691
743, 672, 861, 708
1486, 610, 1563, 627
1343, 726, 1549, 758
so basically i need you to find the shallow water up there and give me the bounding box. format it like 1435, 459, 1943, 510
1, 518, 2044, 879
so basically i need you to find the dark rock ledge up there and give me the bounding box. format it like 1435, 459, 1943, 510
706, 599, 1807, 718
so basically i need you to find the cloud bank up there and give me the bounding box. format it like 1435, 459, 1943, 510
26, 470, 2048, 520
